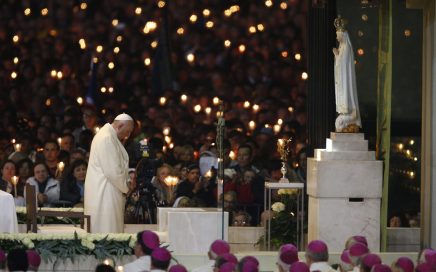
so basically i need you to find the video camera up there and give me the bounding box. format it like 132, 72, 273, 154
131, 138, 164, 223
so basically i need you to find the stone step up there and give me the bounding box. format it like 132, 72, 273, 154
326, 138, 368, 151
315, 149, 376, 161
330, 132, 365, 141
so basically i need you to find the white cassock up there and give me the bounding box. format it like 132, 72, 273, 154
84, 123, 129, 233
191, 260, 214, 272
310, 262, 336, 272
123, 255, 151, 272
334, 30, 362, 132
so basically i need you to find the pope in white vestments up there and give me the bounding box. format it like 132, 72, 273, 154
84, 114, 134, 233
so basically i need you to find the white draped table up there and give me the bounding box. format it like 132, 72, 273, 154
0, 190, 19, 233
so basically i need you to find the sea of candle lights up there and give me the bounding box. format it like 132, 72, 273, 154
1, 0, 310, 167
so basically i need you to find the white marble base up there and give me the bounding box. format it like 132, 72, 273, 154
326, 138, 368, 151
308, 196, 380, 252
307, 158, 382, 198
315, 149, 375, 161
167, 211, 228, 254
307, 133, 382, 252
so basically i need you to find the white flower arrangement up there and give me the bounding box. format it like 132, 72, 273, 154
277, 189, 298, 195
271, 201, 286, 212
0, 233, 135, 249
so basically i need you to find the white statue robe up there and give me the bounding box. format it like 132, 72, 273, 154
84, 123, 129, 233
334, 31, 362, 131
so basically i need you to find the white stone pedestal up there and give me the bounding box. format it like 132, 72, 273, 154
307, 133, 383, 252
157, 208, 228, 254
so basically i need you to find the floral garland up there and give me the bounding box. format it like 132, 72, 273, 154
0, 232, 136, 263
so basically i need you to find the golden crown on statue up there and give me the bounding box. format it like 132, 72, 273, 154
334, 15, 347, 32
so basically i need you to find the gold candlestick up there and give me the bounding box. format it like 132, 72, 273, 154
277, 138, 292, 183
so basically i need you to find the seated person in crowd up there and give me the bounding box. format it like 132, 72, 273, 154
151, 164, 175, 206
124, 230, 160, 272
236, 169, 256, 205
231, 210, 252, 227
0, 159, 25, 206
95, 264, 116, 272
16, 158, 34, 196
26, 162, 60, 207
191, 239, 231, 272
150, 247, 172, 272
175, 164, 211, 206
27, 250, 41, 272
172, 196, 191, 207
0, 160, 17, 195
0, 249, 5, 271
60, 159, 87, 206
232, 144, 265, 206
7, 248, 29, 272
42, 140, 61, 177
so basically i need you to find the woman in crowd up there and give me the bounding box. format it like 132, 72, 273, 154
151, 163, 175, 206
60, 159, 88, 207
26, 162, 60, 207
0, 160, 17, 195
16, 158, 34, 196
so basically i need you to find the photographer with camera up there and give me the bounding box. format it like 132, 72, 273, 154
174, 164, 211, 207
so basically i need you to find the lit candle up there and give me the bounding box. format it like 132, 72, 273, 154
14, 143, 22, 152
204, 170, 212, 178
180, 94, 188, 103
205, 107, 212, 115
164, 176, 179, 187
229, 151, 236, 160
57, 162, 65, 173
57, 137, 62, 146
159, 97, 166, 106
163, 127, 170, 136
248, 121, 256, 130
252, 104, 260, 113
193, 104, 202, 113
117, 266, 124, 272
11, 176, 18, 198
274, 124, 281, 134
243, 101, 250, 108
164, 136, 171, 144
212, 97, 220, 105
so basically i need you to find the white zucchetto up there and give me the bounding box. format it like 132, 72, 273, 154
114, 113, 133, 121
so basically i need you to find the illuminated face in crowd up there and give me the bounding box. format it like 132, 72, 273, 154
187, 169, 200, 183
2, 161, 16, 181
34, 164, 49, 183
73, 164, 87, 182
43, 142, 60, 163
60, 135, 74, 152
157, 166, 170, 183
237, 147, 252, 168
18, 161, 31, 180
243, 170, 255, 184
